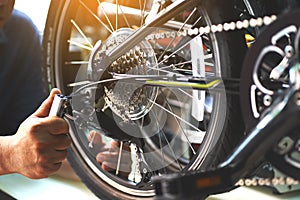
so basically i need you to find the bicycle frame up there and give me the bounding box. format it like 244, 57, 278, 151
152, 64, 300, 199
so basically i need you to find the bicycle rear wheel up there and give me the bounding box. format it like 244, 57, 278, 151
43, 0, 246, 199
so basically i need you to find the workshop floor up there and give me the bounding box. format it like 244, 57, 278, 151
0, 174, 300, 200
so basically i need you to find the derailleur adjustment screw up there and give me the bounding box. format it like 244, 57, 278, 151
285, 45, 294, 58
263, 95, 272, 107
277, 137, 294, 154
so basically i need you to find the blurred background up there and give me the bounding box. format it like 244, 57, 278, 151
14, 0, 51, 33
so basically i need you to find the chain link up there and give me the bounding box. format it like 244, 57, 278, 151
144, 15, 277, 42
235, 176, 299, 187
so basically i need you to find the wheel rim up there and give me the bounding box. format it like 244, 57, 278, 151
50, 0, 228, 197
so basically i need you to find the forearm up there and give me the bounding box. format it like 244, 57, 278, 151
0, 136, 15, 175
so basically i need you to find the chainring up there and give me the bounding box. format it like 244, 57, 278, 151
240, 8, 300, 179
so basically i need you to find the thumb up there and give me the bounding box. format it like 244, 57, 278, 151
33, 88, 62, 118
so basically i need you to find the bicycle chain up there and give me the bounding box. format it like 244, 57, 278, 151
144, 15, 278, 40
235, 177, 300, 187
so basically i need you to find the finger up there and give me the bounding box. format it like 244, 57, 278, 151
39, 132, 71, 150
43, 117, 69, 135
96, 152, 131, 164
35, 150, 67, 176
53, 134, 71, 150
110, 141, 130, 151
44, 162, 63, 175
96, 152, 119, 163
93, 145, 109, 154
33, 88, 61, 118
53, 162, 63, 169
101, 162, 115, 172
88, 130, 104, 145
102, 161, 131, 173
48, 149, 68, 163
110, 140, 120, 148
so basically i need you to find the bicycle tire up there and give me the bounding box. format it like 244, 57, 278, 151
43, 0, 246, 199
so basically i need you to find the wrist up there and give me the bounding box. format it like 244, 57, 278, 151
0, 135, 16, 175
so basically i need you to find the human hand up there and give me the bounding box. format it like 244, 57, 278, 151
88, 131, 132, 177
4, 89, 71, 179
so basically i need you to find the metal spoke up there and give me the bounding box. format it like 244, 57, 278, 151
151, 108, 183, 170
148, 39, 214, 79
160, 90, 197, 155
117, 4, 131, 28
97, 0, 115, 32
65, 61, 89, 65
148, 40, 192, 73
139, 0, 147, 27
147, 98, 204, 138
79, 0, 113, 34
67, 40, 93, 51
70, 19, 93, 49
158, 129, 167, 173
71, 78, 118, 96
160, 127, 183, 170
116, 141, 123, 175
157, 7, 197, 62
116, 0, 119, 30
